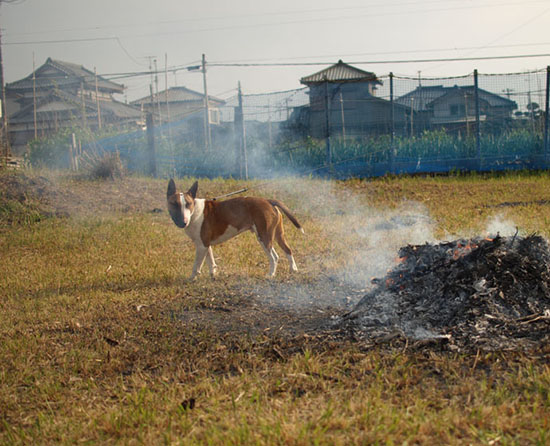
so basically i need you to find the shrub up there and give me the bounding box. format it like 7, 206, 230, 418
80, 149, 125, 180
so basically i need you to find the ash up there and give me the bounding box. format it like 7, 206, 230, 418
338, 234, 550, 351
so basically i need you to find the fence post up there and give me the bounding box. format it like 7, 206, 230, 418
324, 76, 332, 171
71, 133, 78, 171
234, 102, 242, 177
544, 66, 550, 166
146, 112, 157, 177
237, 81, 248, 180
202, 54, 211, 151
390, 72, 395, 174
473, 69, 481, 170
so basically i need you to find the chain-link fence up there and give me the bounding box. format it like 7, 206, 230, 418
88, 66, 550, 179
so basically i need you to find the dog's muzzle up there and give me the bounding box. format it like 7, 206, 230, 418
170, 212, 187, 229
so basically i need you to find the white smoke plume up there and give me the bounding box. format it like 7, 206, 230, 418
484, 214, 519, 238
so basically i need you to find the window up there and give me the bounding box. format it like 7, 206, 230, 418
209, 109, 220, 125
450, 104, 465, 117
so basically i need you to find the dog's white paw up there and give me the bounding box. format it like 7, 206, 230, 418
187, 272, 200, 282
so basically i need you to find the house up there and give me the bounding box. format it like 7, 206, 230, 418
290, 60, 408, 138
131, 86, 224, 126
396, 85, 517, 134
130, 86, 226, 146
6, 58, 141, 153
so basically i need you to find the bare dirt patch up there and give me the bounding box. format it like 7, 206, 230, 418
171, 276, 363, 341
0, 171, 164, 221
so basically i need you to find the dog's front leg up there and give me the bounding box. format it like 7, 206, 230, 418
190, 245, 209, 280
206, 246, 218, 277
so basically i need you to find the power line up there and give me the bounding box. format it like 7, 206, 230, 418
6, 53, 547, 84
209, 53, 550, 67
6, 0, 547, 38
211, 42, 550, 65
5, 0, 548, 42
3, 36, 119, 45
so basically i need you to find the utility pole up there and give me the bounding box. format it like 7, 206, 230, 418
410, 97, 414, 136
324, 76, 332, 169
389, 72, 395, 172
464, 92, 470, 138
474, 69, 481, 167
502, 88, 513, 100
94, 67, 102, 130
237, 81, 248, 179
154, 58, 162, 126
164, 53, 171, 125
267, 99, 272, 149
165, 53, 175, 177
80, 80, 87, 129
202, 54, 211, 150
0, 25, 10, 158
339, 90, 346, 142
544, 66, 549, 162
33, 53, 37, 139
146, 112, 157, 177
146, 56, 155, 123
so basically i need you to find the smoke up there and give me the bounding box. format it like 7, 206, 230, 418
339, 201, 436, 288
250, 178, 437, 310
256, 174, 532, 316
484, 214, 519, 238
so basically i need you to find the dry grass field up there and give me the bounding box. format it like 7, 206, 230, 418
1, 169, 550, 445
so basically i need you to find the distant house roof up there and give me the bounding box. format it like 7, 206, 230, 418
9, 89, 140, 124
130, 86, 225, 106
6, 57, 124, 94
396, 85, 517, 111
300, 60, 382, 85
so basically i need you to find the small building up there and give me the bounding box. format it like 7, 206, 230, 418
131, 86, 225, 125
6, 58, 141, 153
396, 85, 517, 134
130, 86, 226, 147
293, 60, 408, 138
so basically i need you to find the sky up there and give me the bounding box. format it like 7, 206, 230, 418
2, 0, 550, 103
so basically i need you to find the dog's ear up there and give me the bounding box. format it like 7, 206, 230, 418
187, 181, 198, 199
167, 179, 176, 198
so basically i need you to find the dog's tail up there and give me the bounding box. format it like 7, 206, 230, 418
268, 199, 305, 234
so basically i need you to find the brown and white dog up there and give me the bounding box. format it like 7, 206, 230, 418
167, 179, 303, 279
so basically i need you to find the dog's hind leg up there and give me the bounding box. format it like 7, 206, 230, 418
271, 247, 279, 263
263, 243, 278, 277
252, 223, 278, 277
275, 220, 298, 273
206, 246, 218, 277
257, 237, 278, 277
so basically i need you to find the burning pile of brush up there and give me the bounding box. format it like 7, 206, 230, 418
339, 234, 550, 351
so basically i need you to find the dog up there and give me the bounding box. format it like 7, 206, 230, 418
167, 179, 303, 279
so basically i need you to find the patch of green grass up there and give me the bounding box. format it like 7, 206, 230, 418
0, 199, 45, 226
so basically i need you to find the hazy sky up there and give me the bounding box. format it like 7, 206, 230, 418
2, 0, 550, 102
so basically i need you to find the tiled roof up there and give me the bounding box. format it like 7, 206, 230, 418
131, 86, 224, 106
396, 85, 517, 111
6, 57, 124, 93
9, 89, 140, 124
395, 86, 448, 111
300, 60, 382, 85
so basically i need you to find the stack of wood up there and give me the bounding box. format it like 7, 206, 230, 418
1, 156, 23, 170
